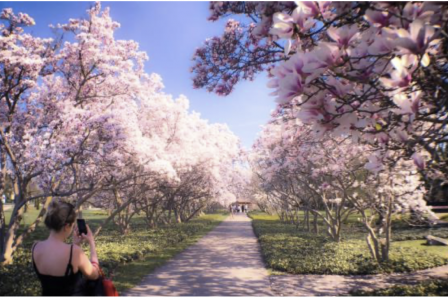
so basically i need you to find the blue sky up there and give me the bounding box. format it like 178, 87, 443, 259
0, 2, 276, 149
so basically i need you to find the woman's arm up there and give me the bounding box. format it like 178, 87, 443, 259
76, 246, 100, 280
74, 224, 100, 280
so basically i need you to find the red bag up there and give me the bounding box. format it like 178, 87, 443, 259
98, 267, 119, 296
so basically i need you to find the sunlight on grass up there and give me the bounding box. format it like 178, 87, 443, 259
436, 212, 448, 222
394, 239, 448, 259
250, 211, 448, 275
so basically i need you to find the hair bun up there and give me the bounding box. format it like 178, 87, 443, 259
46, 201, 59, 215
44, 201, 76, 232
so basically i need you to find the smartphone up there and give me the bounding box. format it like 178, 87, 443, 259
77, 219, 88, 235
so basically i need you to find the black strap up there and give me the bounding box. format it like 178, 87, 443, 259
65, 244, 74, 276
31, 242, 39, 275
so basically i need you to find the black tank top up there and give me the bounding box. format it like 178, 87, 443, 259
32, 242, 85, 296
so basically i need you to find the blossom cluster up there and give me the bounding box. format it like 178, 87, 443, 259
193, 1, 448, 182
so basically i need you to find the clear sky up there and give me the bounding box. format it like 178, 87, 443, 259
0, 1, 276, 149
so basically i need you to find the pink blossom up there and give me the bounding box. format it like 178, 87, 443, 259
364, 9, 390, 27
327, 24, 359, 47
380, 55, 417, 88
270, 12, 294, 39
395, 20, 437, 57
411, 152, 425, 170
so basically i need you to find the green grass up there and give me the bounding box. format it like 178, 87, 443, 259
5, 206, 41, 225
5, 206, 109, 228
394, 239, 448, 259
249, 211, 448, 276
0, 208, 228, 296
437, 212, 448, 222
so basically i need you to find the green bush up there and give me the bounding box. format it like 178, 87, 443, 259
350, 280, 448, 296
250, 212, 448, 275
0, 211, 228, 296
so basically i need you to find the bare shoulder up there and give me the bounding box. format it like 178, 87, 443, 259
31, 240, 41, 256
32, 240, 48, 253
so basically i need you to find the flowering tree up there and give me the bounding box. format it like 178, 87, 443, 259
250, 116, 360, 241
192, 1, 448, 186
250, 102, 434, 261
0, 4, 246, 265
0, 8, 56, 264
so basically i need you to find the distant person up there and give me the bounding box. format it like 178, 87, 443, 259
245, 205, 249, 213
241, 205, 245, 213
229, 204, 234, 218
32, 201, 100, 296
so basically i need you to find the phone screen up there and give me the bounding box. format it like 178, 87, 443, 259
77, 219, 87, 235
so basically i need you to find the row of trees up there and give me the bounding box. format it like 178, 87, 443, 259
249, 113, 431, 263
192, 1, 448, 263
0, 4, 247, 265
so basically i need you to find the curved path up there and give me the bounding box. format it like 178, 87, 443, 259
123, 213, 274, 296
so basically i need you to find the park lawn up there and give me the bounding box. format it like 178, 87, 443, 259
437, 212, 448, 222
249, 211, 448, 276
394, 239, 448, 259
4, 206, 109, 223
0, 207, 228, 296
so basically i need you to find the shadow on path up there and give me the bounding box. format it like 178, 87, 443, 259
123, 214, 273, 296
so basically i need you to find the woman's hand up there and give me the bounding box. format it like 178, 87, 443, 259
73, 225, 83, 246
81, 224, 95, 246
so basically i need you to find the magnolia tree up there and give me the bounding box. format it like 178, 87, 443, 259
193, 1, 447, 262
192, 1, 448, 191
0, 4, 151, 264
0, 4, 245, 265
250, 104, 434, 261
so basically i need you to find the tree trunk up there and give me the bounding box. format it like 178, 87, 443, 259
94, 197, 135, 237
304, 210, 310, 231
1, 177, 25, 265
313, 212, 319, 234
184, 205, 205, 222
0, 151, 7, 258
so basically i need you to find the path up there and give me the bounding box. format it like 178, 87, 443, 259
270, 264, 448, 296
123, 213, 448, 296
123, 213, 274, 296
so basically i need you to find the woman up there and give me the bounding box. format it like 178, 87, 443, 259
32, 201, 100, 296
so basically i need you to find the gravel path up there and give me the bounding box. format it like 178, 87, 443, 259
123, 213, 274, 296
